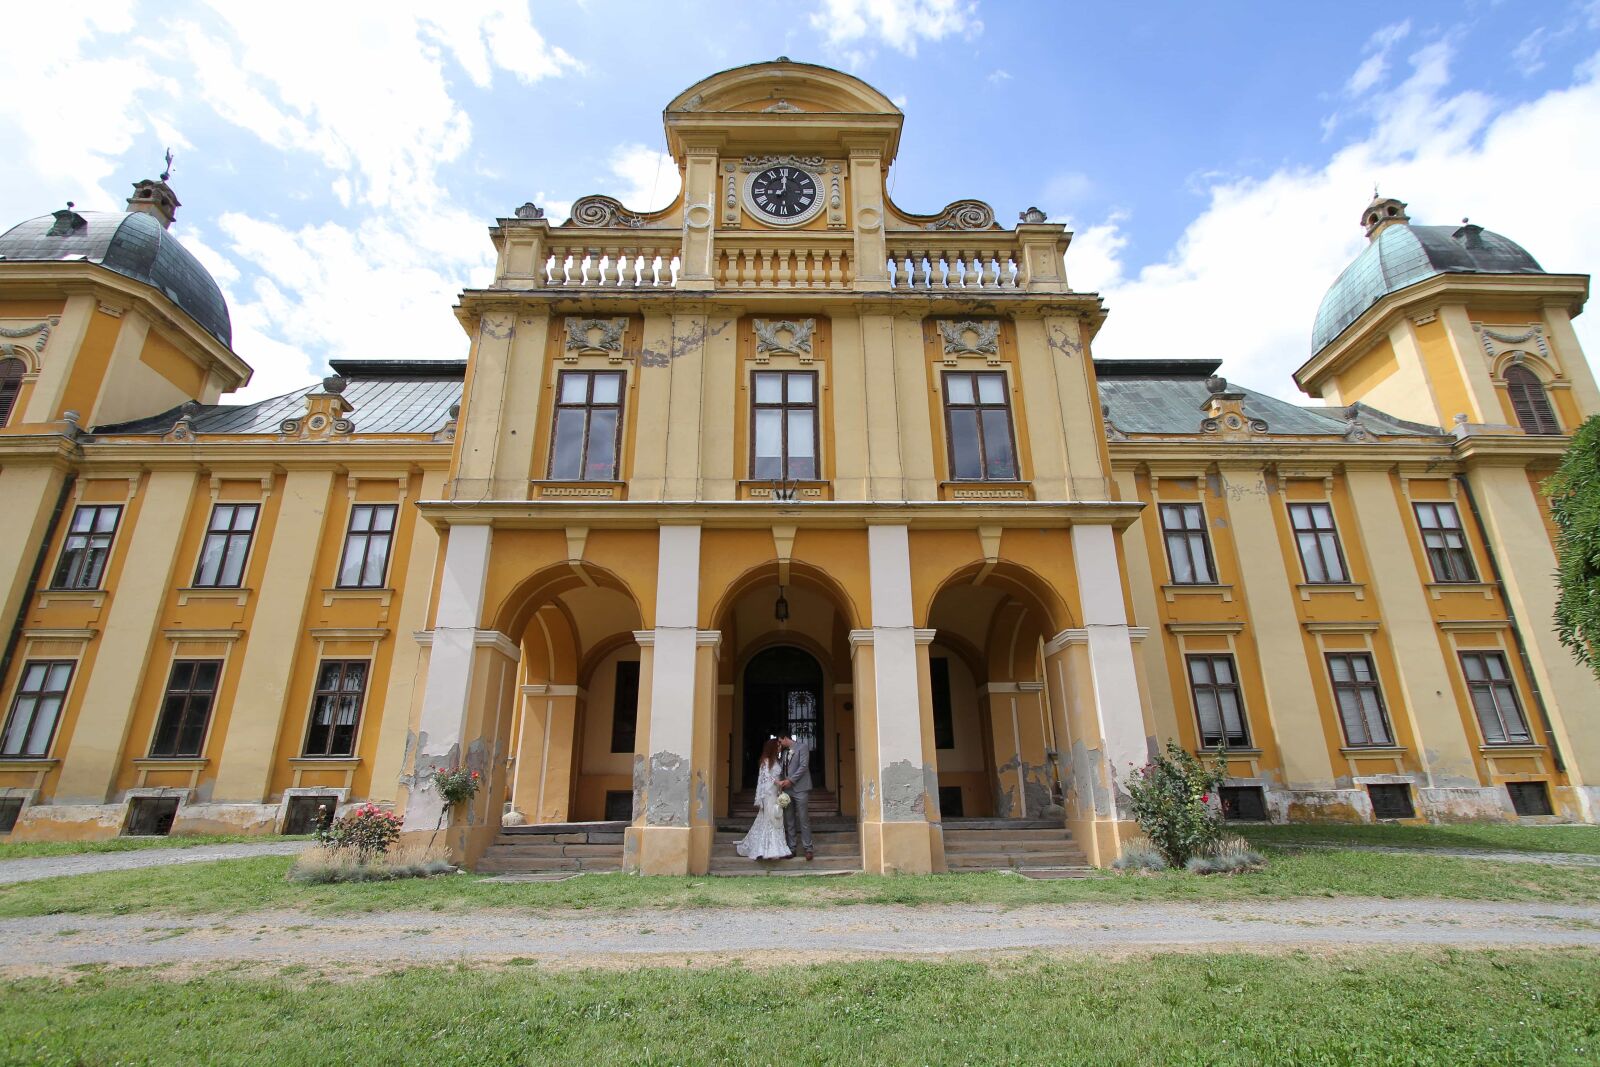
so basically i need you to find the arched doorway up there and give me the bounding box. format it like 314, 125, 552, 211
741, 646, 825, 790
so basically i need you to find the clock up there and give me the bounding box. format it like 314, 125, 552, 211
743, 165, 823, 225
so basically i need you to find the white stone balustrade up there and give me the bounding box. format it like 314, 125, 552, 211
542, 241, 681, 288
884, 242, 1022, 290
715, 240, 852, 290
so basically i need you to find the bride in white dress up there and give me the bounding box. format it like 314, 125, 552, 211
735, 738, 793, 860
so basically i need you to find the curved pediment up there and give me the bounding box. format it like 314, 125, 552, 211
666, 59, 901, 116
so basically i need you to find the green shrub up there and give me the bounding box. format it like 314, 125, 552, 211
315, 803, 402, 863
1111, 835, 1169, 873
1125, 742, 1228, 868
287, 843, 454, 884
1184, 834, 1267, 875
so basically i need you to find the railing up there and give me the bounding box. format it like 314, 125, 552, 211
541, 237, 681, 288
715, 237, 852, 290
884, 239, 1023, 291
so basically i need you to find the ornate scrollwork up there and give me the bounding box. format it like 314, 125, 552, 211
564, 317, 629, 355
937, 320, 1001, 357
1201, 413, 1268, 435
926, 199, 996, 231
0, 320, 54, 353
567, 195, 646, 228
1474, 322, 1551, 359
761, 99, 804, 113
753, 318, 815, 359
740, 154, 827, 174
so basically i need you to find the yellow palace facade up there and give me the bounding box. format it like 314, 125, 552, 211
0, 61, 1595, 874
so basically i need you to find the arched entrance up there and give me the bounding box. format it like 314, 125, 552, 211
741, 646, 825, 789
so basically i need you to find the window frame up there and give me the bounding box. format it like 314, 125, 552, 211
1185, 653, 1251, 749
1502, 364, 1560, 435
148, 658, 223, 759
1287, 501, 1349, 584
930, 656, 955, 750
1459, 650, 1533, 746
940, 369, 1020, 482
192, 502, 260, 589
335, 503, 399, 589
50, 504, 122, 590
301, 660, 370, 758
608, 659, 641, 754
749, 369, 820, 482
1326, 652, 1395, 747
0, 356, 24, 428
1413, 501, 1477, 583
1, 659, 75, 758
547, 369, 626, 482
1158, 502, 1217, 585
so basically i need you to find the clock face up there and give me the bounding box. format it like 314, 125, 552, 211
747, 166, 821, 224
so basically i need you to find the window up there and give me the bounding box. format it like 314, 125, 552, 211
149, 660, 221, 758
942, 371, 1018, 481
1288, 502, 1348, 583
1460, 651, 1532, 745
125, 796, 179, 836
337, 504, 397, 588
1506, 781, 1554, 817
1367, 783, 1415, 819
549, 370, 624, 481
603, 790, 633, 821
938, 785, 965, 817
1186, 655, 1250, 748
194, 503, 259, 587
303, 660, 369, 757
1327, 653, 1394, 747
1220, 786, 1267, 822
1414, 502, 1477, 583
1, 660, 74, 757
51, 505, 121, 589
283, 795, 339, 835
0, 798, 23, 833
1504, 365, 1560, 435
930, 657, 955, 750
0, 357, 23, 427
609, 660, 640, 754
751, 370, 818, 480
1159, 503, 1216, 584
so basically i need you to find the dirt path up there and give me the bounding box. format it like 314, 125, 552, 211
0, 841, 306, 885
3, 899, 1597, 973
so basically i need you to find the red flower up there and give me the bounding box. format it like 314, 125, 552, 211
471, 771, 480, 779
1201, 794, 1210, 803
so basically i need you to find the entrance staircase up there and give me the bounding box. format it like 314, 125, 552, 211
941, 817, 1091, 878
476, 821, 625, 876
714, 789, 858, 875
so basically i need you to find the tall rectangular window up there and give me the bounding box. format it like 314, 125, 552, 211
930, 657, 955, 750
1187, 654, 1249, 748
942, 371, 1018, 481
337, 504, 397, 588
751, 370, 818, 480
51, 505, 121, 590
1, 660, 74, 758
1288, 502, 1348, 583
609, 660, 641, 754
549, 370, 624, 481
1415, 502, 1477, 583
194, 503, 259, 588
303, 660, 368, 757
1327, 653, 1394, 747
1460, 651, 1532, 745
1160, 503, 1215, 584
149, 659, 222, 758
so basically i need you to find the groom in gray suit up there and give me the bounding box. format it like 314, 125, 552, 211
777, 731, 814, 861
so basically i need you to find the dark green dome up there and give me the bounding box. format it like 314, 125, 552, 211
0, 208, 232, 347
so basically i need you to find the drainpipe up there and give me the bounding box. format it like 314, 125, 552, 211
0, 474, 75, 699
1455, 474, 1565, 774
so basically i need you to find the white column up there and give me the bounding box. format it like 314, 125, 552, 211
1071, 523, 1152, 815
867, 524, 931, 820
639, 525, 701, 827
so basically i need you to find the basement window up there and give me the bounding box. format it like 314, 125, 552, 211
1367, 783, 1415, 820
1220, 786, 1267, 822
124, 796, 180, 837
283, 794, 339, 836
1506, 781, 1554, 817
0, 798, 23, 833
604, 791, 633, 822
938, 785, 965, 818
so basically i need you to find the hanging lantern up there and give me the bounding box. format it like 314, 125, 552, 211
774, 585, 790, 623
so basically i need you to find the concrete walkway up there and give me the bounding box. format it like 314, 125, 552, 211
0, 841, 307, 885
1, 899, 1597, 972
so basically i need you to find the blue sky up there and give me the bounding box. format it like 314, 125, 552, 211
5, 1, 1599, 404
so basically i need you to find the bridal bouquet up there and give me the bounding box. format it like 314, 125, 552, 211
777, 792, 792, 809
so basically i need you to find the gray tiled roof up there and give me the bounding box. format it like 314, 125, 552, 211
94, 363, 464, 436
0, 210, 232, 346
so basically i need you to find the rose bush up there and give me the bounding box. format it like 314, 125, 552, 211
1124, 741, 1229, 868
432, 766, 482, 807
315, 802, 402, 863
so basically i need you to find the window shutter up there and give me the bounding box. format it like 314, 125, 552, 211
1504, 365, 1559, 435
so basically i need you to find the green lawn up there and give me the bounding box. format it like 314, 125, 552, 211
2, 950, 1596, 1065
1, 842, 1598, 918
0, 833, 305, 861
1243, 822, 1600, 856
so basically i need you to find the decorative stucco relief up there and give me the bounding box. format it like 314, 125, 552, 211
753, 318, 815, 361
564, 317, 629, 362
937, 320, 1001, 364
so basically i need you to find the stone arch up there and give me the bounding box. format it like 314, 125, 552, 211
490, 560, 643, 642
705, 557, 863, 635
920, 557, 1075, 635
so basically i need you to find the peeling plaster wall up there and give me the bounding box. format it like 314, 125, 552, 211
643, 751, 690, 827
880, 759, 929, 820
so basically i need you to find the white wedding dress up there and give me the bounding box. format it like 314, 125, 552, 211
734, 759, 792, 860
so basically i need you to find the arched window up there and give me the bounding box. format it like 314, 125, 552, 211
0, 358, 25, 428
1504, 364, 1560, 435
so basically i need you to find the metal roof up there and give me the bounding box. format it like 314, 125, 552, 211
0, 209, 232, 346
1311, 223, 1544, 356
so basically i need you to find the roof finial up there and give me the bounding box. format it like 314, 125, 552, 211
160, 148, 174, 183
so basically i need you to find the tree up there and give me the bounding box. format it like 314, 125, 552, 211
1545, 414, 1600, 682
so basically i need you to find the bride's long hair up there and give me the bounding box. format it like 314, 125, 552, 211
760, 738, 781, 768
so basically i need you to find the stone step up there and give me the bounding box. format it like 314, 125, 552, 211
941, 818, 1062, 831
502, 821, 627, 835
942, 837, 1075, 853
942, 827, 1074, 842
482, 843, 624, 859
710, 856, 860, 875
496, 831, 626, 846
713, 843, 858, 859
946, 851, 1085, 869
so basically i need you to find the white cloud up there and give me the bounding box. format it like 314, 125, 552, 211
987, 68, 1012, 84
1082, 41, 1600, 402
1345, 19, 1410, 96
604, 145, 680, 213
810, 0, 981, 58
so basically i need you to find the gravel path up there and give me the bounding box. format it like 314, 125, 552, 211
0, 841, 307, 885
3, 899, 1597, 972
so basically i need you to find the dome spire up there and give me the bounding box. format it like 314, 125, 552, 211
126, 148, 181, 230
1361, 191, 1409, 241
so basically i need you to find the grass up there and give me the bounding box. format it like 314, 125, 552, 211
1, 950, 1596, 1064
2, 840, 1599, 918
0, 833, 305, 861
1242, 822, 1600, 856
